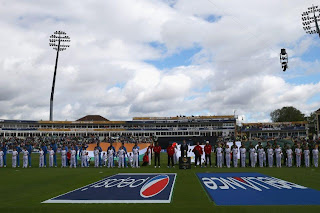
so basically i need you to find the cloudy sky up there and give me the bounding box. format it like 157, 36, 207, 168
0, 0, 319, 122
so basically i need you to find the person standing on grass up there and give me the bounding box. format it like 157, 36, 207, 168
153, 142, 161, 168
204, 141, 212, 167
0, 147, 3, 167
1, 142, 7, 167
80, 148, 87, 168
267, 145, 274, 168
304, 146, 310, 168
61, 147, 67, 168
39, 148, 45, 168
94, 147, 99, 168
275, 145, 282, 168
41, 143, 48, 167
312, 145, 319, 167
12, 148, 18, 168
232, 144, 239, 168
167, 143, 175, 168
26, 142, 33, 167
193, 142, 203, 168
50, 141, 58, 167
108, 143, 116, 166
102, 152, 107, 167
286, 146, 293, 167
119, 142, 128, 167
67, 149, 71, 167
132, 143, 140, 168
216, 143, 223, 168
96, 142, 102, 167
258, 145, 264, 168
295, 144, 302, 168
22, 147, 29, 168
49, 147, 54, 168
249, 145, 256, 168
240, 144, 246, 167
147, 143, 153, 166
107, 147, 114, 168
15, 143, 22, 167
225, 144, 231, 168
70, 147, 77, 168
117, 147, 126, 168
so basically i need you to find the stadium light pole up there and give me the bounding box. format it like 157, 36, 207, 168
49, 31, 70, 121
302, 5, 320, 37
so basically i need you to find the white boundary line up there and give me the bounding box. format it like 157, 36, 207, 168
42, 173, 177, 204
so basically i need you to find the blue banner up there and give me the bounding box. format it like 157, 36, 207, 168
197, 172, 320, 205
43, 173, 176, 203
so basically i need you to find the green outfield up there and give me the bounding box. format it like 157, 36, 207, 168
1, 154, 320, 213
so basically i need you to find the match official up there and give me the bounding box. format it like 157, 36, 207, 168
153, 142, 161, 168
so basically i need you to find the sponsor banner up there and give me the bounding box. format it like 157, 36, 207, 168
197, 173, 320, 206
42, 173, 176, 203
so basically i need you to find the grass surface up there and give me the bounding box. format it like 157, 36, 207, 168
0, 154, 320, 213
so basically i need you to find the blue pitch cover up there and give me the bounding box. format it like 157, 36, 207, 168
197, 172, 320, 206
42, 173, 176, 203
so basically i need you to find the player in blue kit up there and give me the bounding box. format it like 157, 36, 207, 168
41, 143, 48, 167
1, 142, 7, 167
51, 141, 58, 167
26, 142, 33, 167
15, 143, 22, 167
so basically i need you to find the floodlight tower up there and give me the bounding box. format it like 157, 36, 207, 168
302, 5, 320, 37
49, 31, 70, 121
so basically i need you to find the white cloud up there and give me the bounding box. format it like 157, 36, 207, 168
0, 0, 319, 122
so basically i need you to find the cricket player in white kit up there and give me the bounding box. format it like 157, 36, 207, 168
128, 153, 133, 167
102, 152, 107, 166
286, 147, 293, 167
240, 145, 246, 167
118, 147, 125, 168
249, 147, 256, 167
295, 145, 302, 167
312, 145, 319, 168
267, 146, 274, 167
132, 146, 140, 168
304, 147, 310, 168
225, 145, 231, 168
216, 145, 223, 168
275, 145, 282, 168
258, 146, 264, 168
22, 148, 29, 168
70, 148, 77, 168
0, 148, 4, 167
94, 148, 99, 168
39, 148, 45, 168
12, 149, 18, 168
61, 148, 67, 168
232, 146, 238, 167
81, 149, 87, 167
107, 148, 114, 168
49, 148, 54, 167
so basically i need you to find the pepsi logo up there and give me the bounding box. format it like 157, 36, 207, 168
140, 175, 169, 198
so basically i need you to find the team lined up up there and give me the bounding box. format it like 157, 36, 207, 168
1, 140, 319, 168
189, 141, 319, 168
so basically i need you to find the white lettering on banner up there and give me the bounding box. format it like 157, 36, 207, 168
202, 178, 217, 190
221, 178, 247, 190
91, 177, 150, 189
203, 177, 308, 191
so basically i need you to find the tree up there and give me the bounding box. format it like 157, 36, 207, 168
270, 106, 305, 122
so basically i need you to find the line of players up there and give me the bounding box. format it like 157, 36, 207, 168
0, 142, 144, 169
1, 141, 319, 169
198, 141, 319, 168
